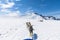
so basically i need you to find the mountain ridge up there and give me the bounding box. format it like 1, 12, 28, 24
34, 13, 60, 20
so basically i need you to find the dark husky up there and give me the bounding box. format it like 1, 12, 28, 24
26, 22, 34, 36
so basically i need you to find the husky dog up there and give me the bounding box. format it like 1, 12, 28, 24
26, 22, 34, 36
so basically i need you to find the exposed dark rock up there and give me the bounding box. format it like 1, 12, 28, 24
34, 13, 59, 20
40, 20, 43, 22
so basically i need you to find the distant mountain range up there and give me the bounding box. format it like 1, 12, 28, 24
34, 13, 60, 20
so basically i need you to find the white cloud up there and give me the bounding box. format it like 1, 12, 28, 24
8, 11, 20, 16
0, 2, 15, 9
0, 0, 23, 17
0, 0, 19, 17
5, 12, 19, 16
2, 11, 21, 17
0, 8, 21, 17
0, 0, 41, 19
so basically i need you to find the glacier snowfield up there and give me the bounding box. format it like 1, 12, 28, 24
0, 17, 60, 40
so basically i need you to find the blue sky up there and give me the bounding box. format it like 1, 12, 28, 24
0, 0, 60, 18
13, 0, 60, 16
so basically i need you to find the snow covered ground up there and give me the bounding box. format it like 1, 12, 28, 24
0, 0, 60, 40
0, 15, 60, 40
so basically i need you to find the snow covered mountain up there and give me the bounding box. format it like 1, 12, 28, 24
0, 13, 60, 40
0, 0, 60, 40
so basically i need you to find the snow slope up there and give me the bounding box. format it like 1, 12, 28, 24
0, 14, 60, 40
0, 0, 60, 40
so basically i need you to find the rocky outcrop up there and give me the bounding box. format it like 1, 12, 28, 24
34, 13, 60, 20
